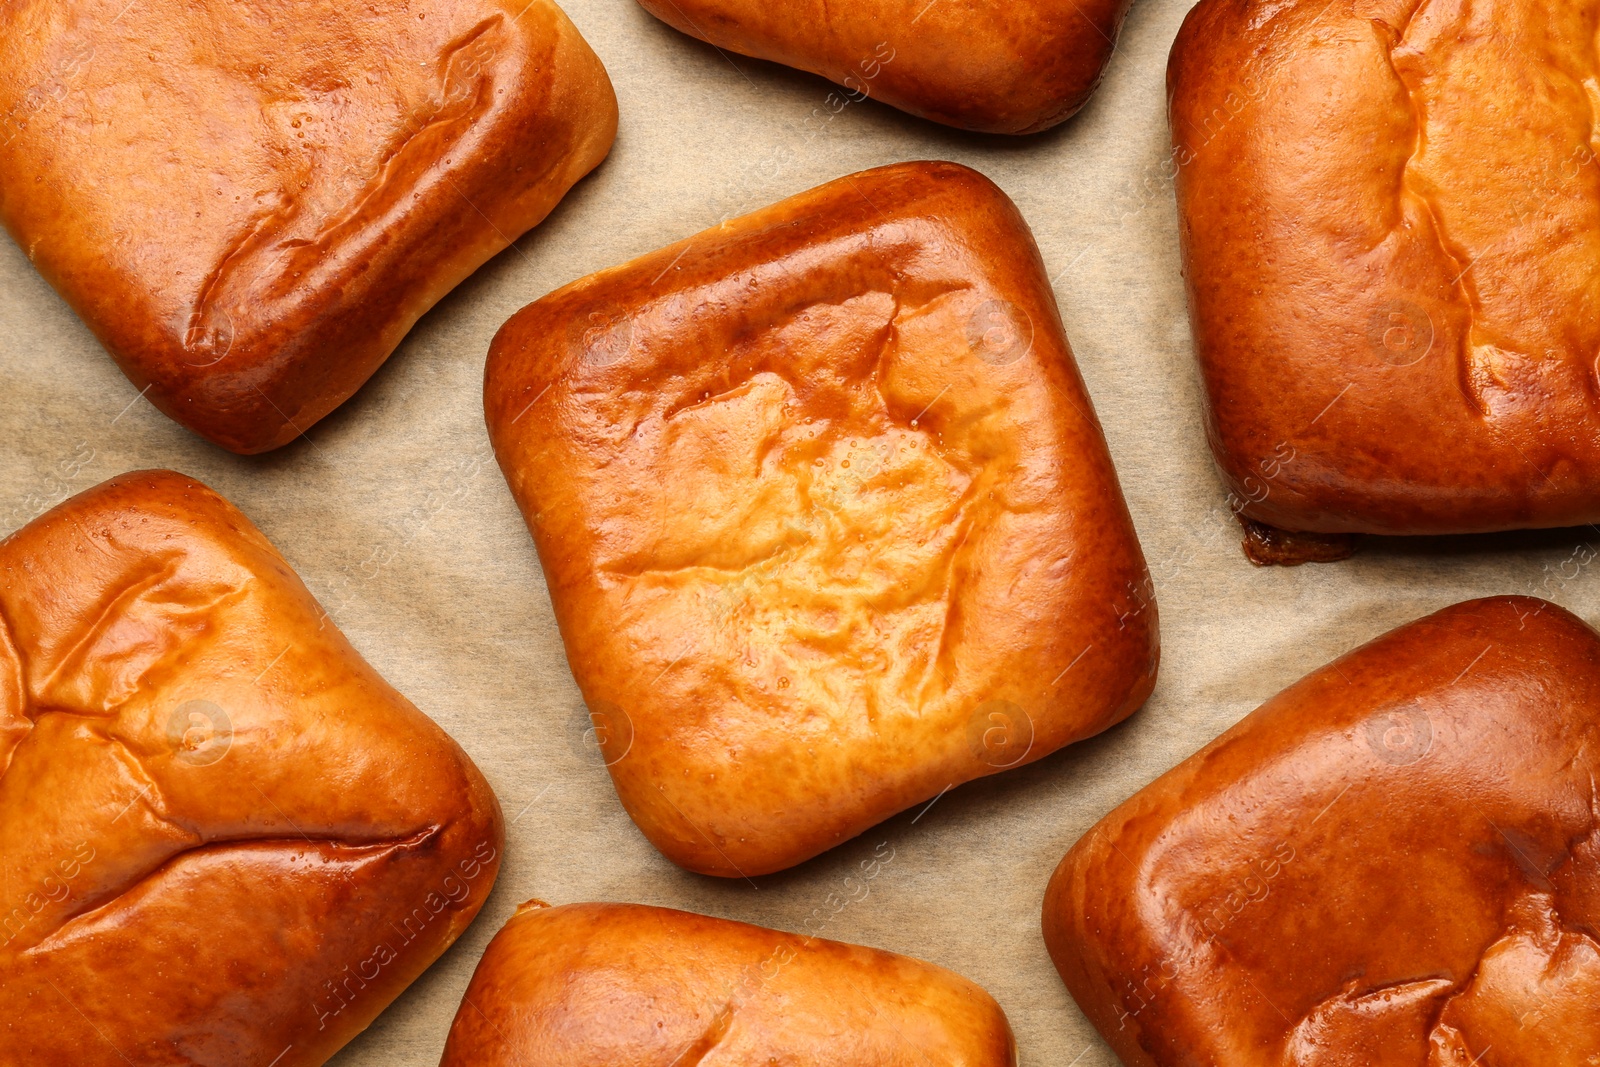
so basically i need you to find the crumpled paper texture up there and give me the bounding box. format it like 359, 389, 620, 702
2, 1, 1594, 1063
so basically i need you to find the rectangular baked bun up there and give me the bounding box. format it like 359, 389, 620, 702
484, 160, 1158, 878
1044, 596, 1600, 1066
1171, 0, 1600, 535
0, 0, 616, 453
635, 0, 1130, 134
0, 470, 504, 1067
441, 901, 1017, 1065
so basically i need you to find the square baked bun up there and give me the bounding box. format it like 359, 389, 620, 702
1171, 1, 1600, 536
0, 471, 503, 1067
0, 0, 616, 454
1045, 596, 1600, 1066
636, 0, 1131, 134
441, 901, 1017, 1065
485, 160, 1158, 877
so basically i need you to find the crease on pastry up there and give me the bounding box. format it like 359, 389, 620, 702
653, 285, 902, 426
30, 553, 182, 704
603, 551, 791, 582
1382, 2, 1489, 417
588, 270, 1014, 719
1390, 3, 1600, 416
1281, 974, 1456, 1065
298, 15, 505, 246
185, 15, 506, 356
866, 286, 901, 414
96, 715, 183, 819
1280, 886, 1600, 1061
0, 602, 28, 782
1421, 891, 1600, 1058
660, 376, 772, 427
32, 551, 253, 714
18, 824, 445, 958
671, 1000, 736, 1067
185, 197, 296, 365
920, 480, 985, 703
724, 284, 1011, 696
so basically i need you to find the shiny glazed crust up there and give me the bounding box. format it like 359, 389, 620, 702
0, 471, 504, 1067
635, 0, 1131, 134
484, 160, 1158, 877
439, 901, 1018, 1066
0, 0, 617, 453
1171, 0, 1600, 535
1043, 596, 1600, 1066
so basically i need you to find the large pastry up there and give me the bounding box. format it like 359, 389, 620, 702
0, 470, 503, 1066
1171, 0, 1600, 548
635, 0, 1131, 134
1044, 596, 1600, 1065
440, 901, 1017, 1065
0, 0, 616, 453
484, 160, 1158, 877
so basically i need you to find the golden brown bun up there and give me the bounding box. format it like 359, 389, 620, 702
1043, 596, 1600, 1066
0, 0, 617, 454
484, 160, 1158, 877
635, 0, 1130, 134
0, 470, 504, 1067
1171, 1, 1600, 536
440, 901, 1017, 1066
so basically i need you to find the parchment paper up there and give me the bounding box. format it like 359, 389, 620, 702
4, 2, 1594, 1063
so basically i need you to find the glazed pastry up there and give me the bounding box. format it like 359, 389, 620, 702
0, 470, 503, 1067
0, 0, 616, 453
635, 0, 1131, 134
1044, 596, 1600, 1066
440, 901, 1017, 1066
484, 160, 1158, 877
1171, 0, 1600, 547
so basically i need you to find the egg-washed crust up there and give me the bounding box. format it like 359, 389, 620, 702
0, 0, 616, 453
636, 0, 1130, 135
441, 901, 1018, 1066
1172, 0, 1600, 535
0, 470, 503, 1067
486, 160, 1158, 877
1046, 596, 1600, 1066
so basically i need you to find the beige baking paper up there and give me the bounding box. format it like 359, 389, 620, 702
1, 1, 1591, 1063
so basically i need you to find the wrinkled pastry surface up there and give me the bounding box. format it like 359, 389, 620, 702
1172, 0, 1600, 534
0, 0, 616, 452
440, 901, 1017, 1066
0, 471, 503, 1067
1045, 596, 1600, 1067
486, 161, 1157, 877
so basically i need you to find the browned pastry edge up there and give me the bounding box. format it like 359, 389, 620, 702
1239, 516, 1358, 566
